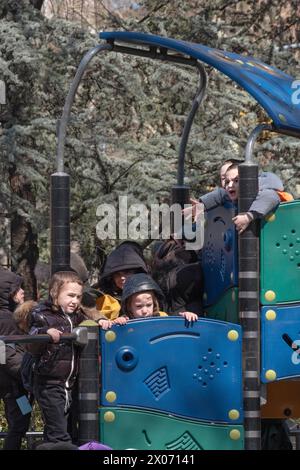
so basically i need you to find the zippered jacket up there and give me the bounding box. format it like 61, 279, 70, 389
28, 301, 86, 386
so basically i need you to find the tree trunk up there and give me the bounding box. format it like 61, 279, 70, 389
30, 0, 44, 10
9, 167, 39, 300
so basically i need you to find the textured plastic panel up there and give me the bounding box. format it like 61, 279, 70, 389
100, 408, 244, 450
260, 201, 300, 305
261, 303, 300, 381
202, 203, 238, 306
205, 287, 239, 324
100, 317, 243, 423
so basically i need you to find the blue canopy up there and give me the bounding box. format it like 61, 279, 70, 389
100, 31, 300, 136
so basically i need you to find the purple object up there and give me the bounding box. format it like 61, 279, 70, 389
78, 441, 112, 450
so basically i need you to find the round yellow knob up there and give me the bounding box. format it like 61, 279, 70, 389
228, 409, 240, 421
105, 391, 117, 403
264, 290, 276, 302
265, 309, 276, 321
104, 411, 115, 422
105, 331, 116, 342
265, 213, 276, 222
227, 330, 239, 341
265, 369, 276, 381
278, 113, 287, 123
229, 429, 241, 440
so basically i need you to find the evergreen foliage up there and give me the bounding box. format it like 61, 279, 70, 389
0, 0, 299, 289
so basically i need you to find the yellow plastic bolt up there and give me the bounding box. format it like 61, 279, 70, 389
227, 330, 239, 341
105, 331, 116, 342
265, 369, 276, 381
104, 411, 115, 423
265, 310, 276, 321
228, 409, 240, 421
105, 391, 117, 403
278, 113, 287, 122
229, 429, 241, 440
265, 213, 276, 222
264, 290, 276, 302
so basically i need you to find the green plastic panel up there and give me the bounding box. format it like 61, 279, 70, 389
100, 408, 244, 450
205, 288, 239, 323
260, 201, 300, 305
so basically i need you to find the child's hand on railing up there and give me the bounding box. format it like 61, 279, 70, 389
113, 316, 129, 326
47, 328, 63, 343
98, 319, 113, 330
179, 311, 198, 322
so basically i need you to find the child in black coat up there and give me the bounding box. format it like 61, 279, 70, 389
28, 271, 86, 444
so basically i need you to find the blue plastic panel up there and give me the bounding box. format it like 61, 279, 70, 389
100, 31, 300, 135
100, 317, 243, 424
261, 303, 300, 382
202, 203, 238, 306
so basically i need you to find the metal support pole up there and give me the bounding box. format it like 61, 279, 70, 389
51, 172, 70, 275
56, 44, 112, 174
0, 327, 87, 346
239, 123, 272, 450
172, 62, 207, 236
239, 161, 260, 449
51, 43, 112, 274
177, 62, 207, 186
244, 124, 273, 164
78, 321, 100, 445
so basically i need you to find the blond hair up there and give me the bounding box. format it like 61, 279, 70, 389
49, 271, 83, 309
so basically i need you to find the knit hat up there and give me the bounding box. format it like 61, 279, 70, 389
121, 273, 163, 315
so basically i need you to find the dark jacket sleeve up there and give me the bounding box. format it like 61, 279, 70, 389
199, 187, 229, 210
28, 311, 49, 355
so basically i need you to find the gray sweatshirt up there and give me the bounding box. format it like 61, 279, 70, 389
200, 172, 283, 218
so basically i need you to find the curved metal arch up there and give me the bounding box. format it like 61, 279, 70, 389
100, 31, 300, 137
56, 43, 113, 173
178, 61, 207, 185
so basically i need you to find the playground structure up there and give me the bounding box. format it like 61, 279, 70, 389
48, 32, 300, 450
2, 201, 300, 449
98, 198, 300, 450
